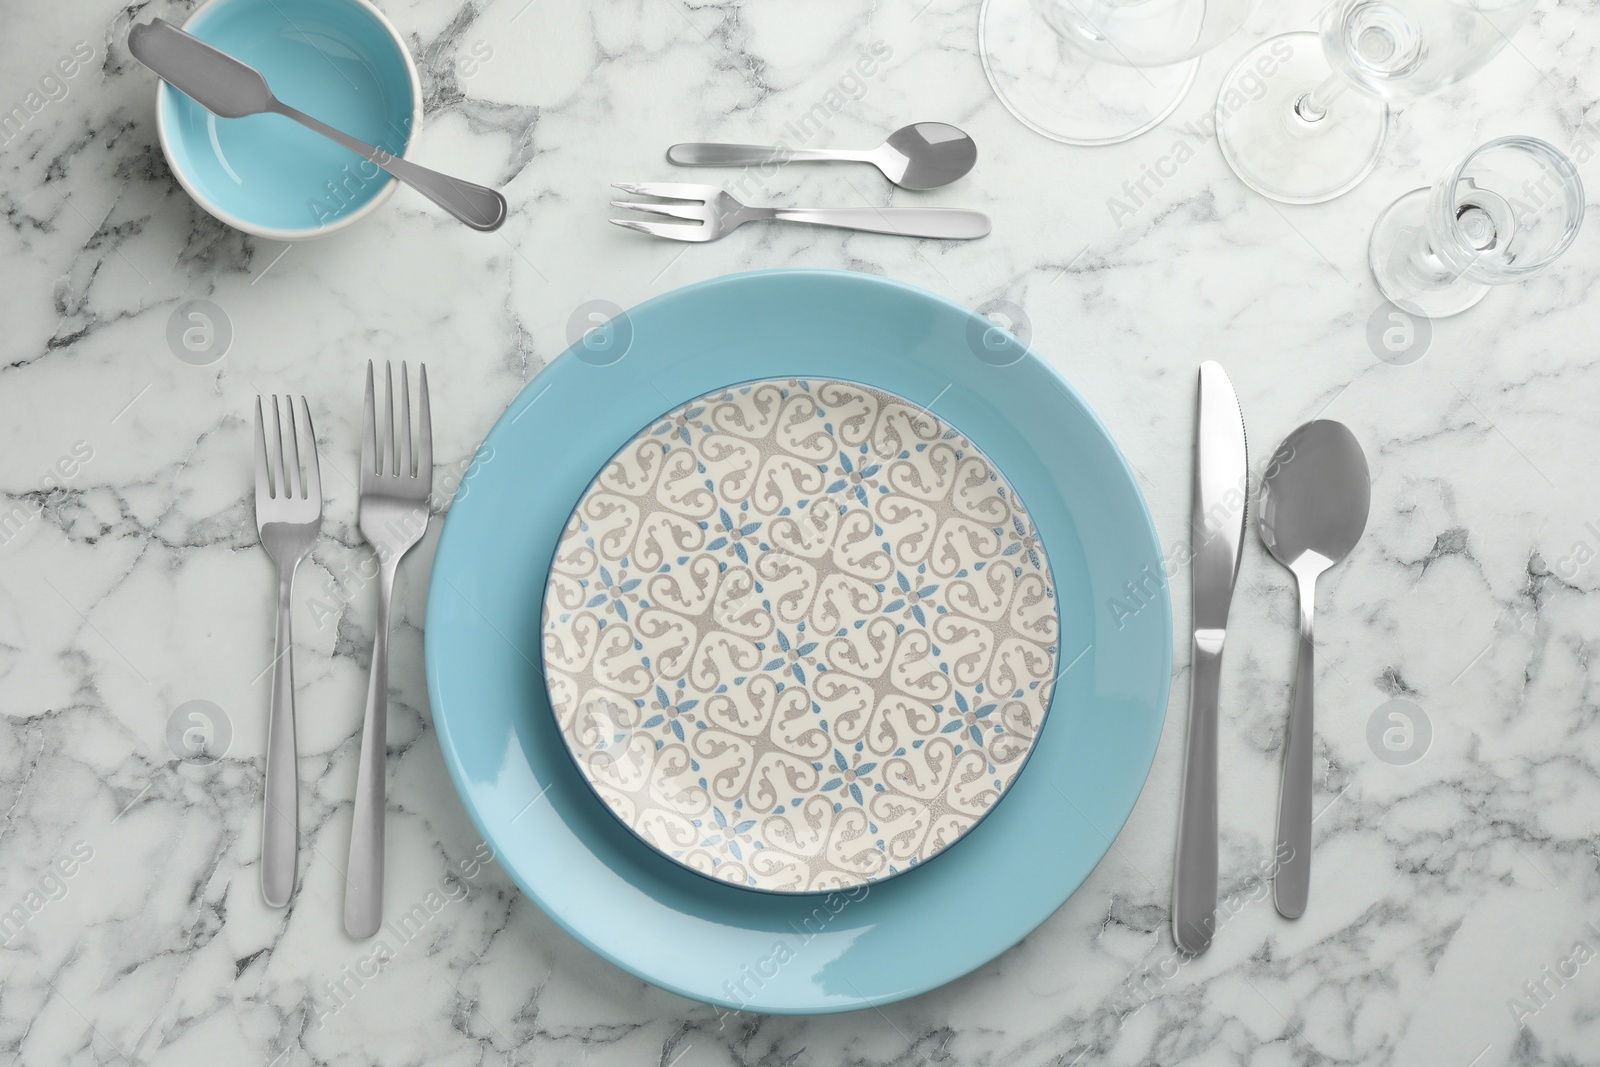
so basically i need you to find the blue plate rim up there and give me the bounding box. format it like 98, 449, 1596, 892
425, 268, 1173, 1013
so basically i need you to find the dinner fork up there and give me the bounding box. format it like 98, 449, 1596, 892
345, 361, 432, 939
253, 395, 322, 908
609, 182, 991, 241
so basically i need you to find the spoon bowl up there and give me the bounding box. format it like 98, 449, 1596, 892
1257, 419, 1370, 920
1259, 420, 1371, 575
874, 122, 979, 190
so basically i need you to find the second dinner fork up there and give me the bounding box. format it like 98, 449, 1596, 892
254, 395, 322, 908
345, 361, 432, 939
610, 182, 991, 240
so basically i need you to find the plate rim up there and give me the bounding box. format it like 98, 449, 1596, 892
425, 267, 1172, 1013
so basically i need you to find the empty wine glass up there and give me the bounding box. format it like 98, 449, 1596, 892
1215, 0, 1535, 204
981, 0, 1258, 146
1369, 136, 1584, 318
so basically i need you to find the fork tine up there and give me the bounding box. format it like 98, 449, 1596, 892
400, 363, 412, 479
362, 361, 377, 479
611, 199, 705, 222
417, 363, 432, 485
254, 396, 271, 504
610, 218, 709, 241
284, 395, 303, 499
383, 362, 396, 479
611, 181, 712, 200
269, 395, 286, 499
299, 396, 321, 505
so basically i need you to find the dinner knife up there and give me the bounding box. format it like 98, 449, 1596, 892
1171, 360, 1248, 955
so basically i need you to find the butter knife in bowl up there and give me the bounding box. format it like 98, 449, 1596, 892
1171, 361, 1248, 955
128, 18, 507, 231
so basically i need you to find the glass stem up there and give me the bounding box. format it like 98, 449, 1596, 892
1406, 234, 1448, 289
1399, 206, 1456, 292
1294, 74, 1348, 122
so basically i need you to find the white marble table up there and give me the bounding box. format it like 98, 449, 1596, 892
4, 0, 1599, 1063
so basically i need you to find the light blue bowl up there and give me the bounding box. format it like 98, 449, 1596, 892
155, 0, 422, 239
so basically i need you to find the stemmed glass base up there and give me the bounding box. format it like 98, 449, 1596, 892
1369, 188, 1491, 317
980, 0, 1198, 146
1215, 32, 1389, 204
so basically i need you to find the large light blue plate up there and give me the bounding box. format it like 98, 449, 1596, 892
425, 269, 1172, 1014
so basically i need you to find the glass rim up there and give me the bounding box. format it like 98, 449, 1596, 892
1431, 134, 1586, 278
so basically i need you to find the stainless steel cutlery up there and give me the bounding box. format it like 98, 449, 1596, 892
1172, 362, 1248, 955
1170, 374, 1371, 944
345, 362, 433, 939
240, 351, 1370, 946
627, 119, 984, 240
667, 122, 978, 190
129, 19, 507, 232
610, 182, 990, 241
1257, 420, 1370, 919
253, 395, 323, 908
248, 368, 432, 930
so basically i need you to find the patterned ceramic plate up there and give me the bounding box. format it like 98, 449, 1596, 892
542, 378, 1059, 893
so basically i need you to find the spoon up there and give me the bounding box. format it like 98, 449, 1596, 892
128, 19, 507, 232
1257, 420, 1370, 919
666, 122, 978, 190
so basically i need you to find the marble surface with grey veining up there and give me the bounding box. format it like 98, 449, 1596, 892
3, 0, 1599, 1063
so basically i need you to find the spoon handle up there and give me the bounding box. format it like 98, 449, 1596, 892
760, 206, 989, 240
1274, 568, 1318, 918
666, 143, 860, 166
269, 101, 507, 232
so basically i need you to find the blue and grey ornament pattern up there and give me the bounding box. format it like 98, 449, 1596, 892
542, 378, 1060, 892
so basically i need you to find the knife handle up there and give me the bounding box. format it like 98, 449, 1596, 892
1172, 631, 1223, 953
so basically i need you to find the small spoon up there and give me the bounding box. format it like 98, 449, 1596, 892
128, 19, 507, 231
1257, 420, 1370, 920
666, 122, 978, 190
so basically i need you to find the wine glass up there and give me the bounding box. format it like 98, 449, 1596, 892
981, 0, 1258, 146
1215, 0, 1536, 204
1369, 136, 1584, 317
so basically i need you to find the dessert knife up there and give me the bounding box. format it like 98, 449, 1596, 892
1171, 361, 1248, 954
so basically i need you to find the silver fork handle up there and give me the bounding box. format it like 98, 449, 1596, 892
269, 101, 508, 232
1274, 569, 1317, 919
262, 568, 299, 907
345, 560, 395, 938
667, 143, 864, 166
763, 206, 990, 240
1172, 633, 1222, 953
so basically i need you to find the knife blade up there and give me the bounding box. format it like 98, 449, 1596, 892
1171, 360, 1248, 954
